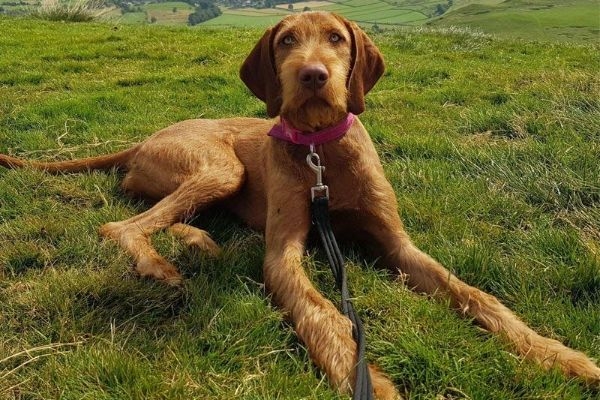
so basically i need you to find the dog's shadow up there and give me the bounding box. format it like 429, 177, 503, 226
72, 210, 263, 325
52, 208, 351, 394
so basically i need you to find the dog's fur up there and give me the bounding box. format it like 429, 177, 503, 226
1, 12, 598, 399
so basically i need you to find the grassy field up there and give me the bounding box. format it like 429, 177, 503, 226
0, 0, 33, 14
197, 0, 600, 34
199, 6, 290, 27
203, 0, 433, 27
430, 0, 600, 43
1, 15, 600, 400
5, 0, 598, 40
145, 2, 194, 25
101, 2, 195, 25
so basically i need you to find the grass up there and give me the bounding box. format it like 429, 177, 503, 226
1, 15, 599, 399
199, 8, 290, 27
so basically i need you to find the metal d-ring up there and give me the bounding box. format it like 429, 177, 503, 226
306, 146, 329, 200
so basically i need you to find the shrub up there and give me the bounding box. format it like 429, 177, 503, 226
32, 0, 104, 22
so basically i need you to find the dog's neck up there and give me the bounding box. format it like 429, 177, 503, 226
268, 113, 355, 146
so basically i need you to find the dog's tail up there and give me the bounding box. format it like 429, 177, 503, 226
0, 145, 139, 174
391, 242, 600, 384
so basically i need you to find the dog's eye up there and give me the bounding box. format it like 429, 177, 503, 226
281, 35, 296, 46
329, 33, 342, 43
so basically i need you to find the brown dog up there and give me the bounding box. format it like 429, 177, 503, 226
1, 12, 599, 399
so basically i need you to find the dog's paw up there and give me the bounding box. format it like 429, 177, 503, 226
369, 364, 403, 400
99, 221, 124, 241
168, 223, 222, 258
136, 254, 183, 286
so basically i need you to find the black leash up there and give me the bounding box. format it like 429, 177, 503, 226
307, 148, 374, 400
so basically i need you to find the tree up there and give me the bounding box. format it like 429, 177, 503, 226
188, 1, 222, 26
288, 3, 293, 10
435, 3, 448, 16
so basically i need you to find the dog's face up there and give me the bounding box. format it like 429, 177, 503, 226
240, 12, 385, 132
273, 13, 352, 131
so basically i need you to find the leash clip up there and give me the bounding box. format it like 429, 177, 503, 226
307, 144, 329, 200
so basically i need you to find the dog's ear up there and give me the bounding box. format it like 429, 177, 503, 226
343, 20, 385, 115
240, 25, 283, 118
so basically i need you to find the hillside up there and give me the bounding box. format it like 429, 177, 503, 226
1, 0, 598, 43
201, 0, 436, 27
1, 16, 599, 399
199, 0, 600, 38
430, 0, 600, 42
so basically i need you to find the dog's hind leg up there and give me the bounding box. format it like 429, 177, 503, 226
100, 163, 244, 285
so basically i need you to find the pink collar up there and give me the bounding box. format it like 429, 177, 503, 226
268, 113, 355, 146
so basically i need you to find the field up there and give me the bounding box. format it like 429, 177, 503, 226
0, 0, 32, 14
202, 0, 434, 27
3, 0, 598, 40
199, 0, 600, 34
1, 13, 600, 400
144, 2, 195, 25
101, 2, 195, 25
431, 0, 600, 43
199, 6, 290, 27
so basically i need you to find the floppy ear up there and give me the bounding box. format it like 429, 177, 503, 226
343, 20, 385, 115
239, 25, 283, 118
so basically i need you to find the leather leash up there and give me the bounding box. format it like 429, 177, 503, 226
307, 147, 374, 400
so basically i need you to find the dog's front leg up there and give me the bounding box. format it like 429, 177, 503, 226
263, 184, 400, 399
361, 180, 600, 383
263, 192, 358, 392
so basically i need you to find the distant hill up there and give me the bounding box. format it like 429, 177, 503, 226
428, 0, 600, 43
200, 0, 435, 28
201, 0, 599, 43
1, 0, 598, 43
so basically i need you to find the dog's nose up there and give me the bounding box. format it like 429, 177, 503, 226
299, 64, 329, 89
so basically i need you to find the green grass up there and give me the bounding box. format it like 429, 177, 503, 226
1, 15, 600, 399
199, 7, 290, 27
430, 0, 600, 43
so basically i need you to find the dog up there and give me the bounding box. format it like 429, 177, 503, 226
1, 12, 599, 399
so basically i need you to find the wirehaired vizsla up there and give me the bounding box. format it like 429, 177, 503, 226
1, 11, 598, 399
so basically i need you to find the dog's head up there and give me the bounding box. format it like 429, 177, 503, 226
240, 12, 384, 132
